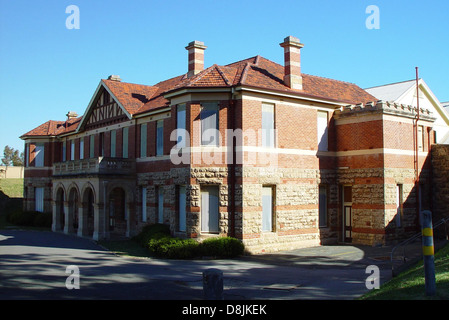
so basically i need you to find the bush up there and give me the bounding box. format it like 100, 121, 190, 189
133, 224, 245, 259
132, 223, 170, 246
7, 209, 52, 228
199, 237, 245, 258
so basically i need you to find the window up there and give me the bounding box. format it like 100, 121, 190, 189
141, 187, 147, 222
317, 111, 329, 151
122, 127, 129, 158
34, 144, 44, 167
35, 187, 44, 212
157, 187, 164, 223
140, 123, 147, 158
396, 184, 403, 228
262, 186, 275, 232
70, 140, 75, 161
25, 143, 29, 167
110, 129, 116, 158
80, 138, 84, 160
89, 135, 95, 158
418, 125, 424, 151
62, 141, 67, 162
262, 103, 275, 148
177, 104, 187, 148
178, 185, 186, 232
319, 185, 328, 227
156, 120, 164, 156
99, 132, 105, 157
201, 102, 219, 146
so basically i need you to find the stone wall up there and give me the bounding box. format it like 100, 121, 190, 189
432, 144, 449, 224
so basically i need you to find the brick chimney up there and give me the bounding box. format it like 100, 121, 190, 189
279, 36, 304, 90
185, 40, 207, 77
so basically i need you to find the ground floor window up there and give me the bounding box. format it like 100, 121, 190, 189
319, 185, 328, 227
262, 186, 275, 232
35, 187, 44, 212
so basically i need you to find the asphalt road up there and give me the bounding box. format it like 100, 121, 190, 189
0, 229, 393, 301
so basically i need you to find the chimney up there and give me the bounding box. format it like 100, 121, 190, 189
185, 40, 207, 77
108, 75, 121, 82
66, 111, 78, 120
279, 36, 304, 90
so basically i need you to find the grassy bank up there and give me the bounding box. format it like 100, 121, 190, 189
361, 243, 449, 300
0, 178, 23, 198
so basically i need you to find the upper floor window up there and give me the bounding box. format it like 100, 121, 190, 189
262, 103, 275, 148
156, 120, 164, 156
34, 144, 44, 167
140, 123, 147, 158
62, 141, 67, 162
317, 110, 328, 151
70, 140, 75, 161
79, 138, 84, 160
89, 135, 95, 158
110, 129, 116, 158
177, 104, 187, 148
201, 102, 219, 146
122, 127, 129, 158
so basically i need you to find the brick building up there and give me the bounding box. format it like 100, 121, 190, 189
20, 36, 442, 253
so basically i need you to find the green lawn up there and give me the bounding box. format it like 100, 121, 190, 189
0, 178, 24, 198
361, 243, 449, 300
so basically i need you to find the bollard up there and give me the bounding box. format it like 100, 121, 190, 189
203, 268, 223, 300
421, 210, 436, 296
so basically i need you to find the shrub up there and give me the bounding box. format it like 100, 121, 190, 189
199, 237, 245, 258
34, 212, 52, 228
132, 223, 170, 246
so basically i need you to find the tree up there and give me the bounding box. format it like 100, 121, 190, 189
1, 146, 24, 167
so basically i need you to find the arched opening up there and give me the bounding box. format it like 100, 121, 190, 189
55, 188, 65, 231
108, 187, 127, 238
68, 188, 79, 234
81, 187, 95, 237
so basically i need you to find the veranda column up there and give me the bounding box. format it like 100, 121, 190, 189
63, 201, 72, 234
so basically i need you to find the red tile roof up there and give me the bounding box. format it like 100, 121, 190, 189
22, 55, 378, 138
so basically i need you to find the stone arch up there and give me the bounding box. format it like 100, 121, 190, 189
67, 184, 81, 234
105, 181, 135, 238
80, 182, 96, 237
53, 184, 66, 232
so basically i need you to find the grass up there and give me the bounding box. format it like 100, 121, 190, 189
360, 242, 449, 300
0, 178, 24, 198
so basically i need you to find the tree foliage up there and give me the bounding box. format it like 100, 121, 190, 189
1, 146, 24, 167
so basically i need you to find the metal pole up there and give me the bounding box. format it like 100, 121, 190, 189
421, 210, 436, 296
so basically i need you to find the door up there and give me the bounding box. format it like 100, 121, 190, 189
201, 186, 219, 233
343, 186, 352, 242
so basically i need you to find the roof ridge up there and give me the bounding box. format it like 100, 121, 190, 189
364, 79, 417, 90
302, 73, 358, 86
215, 65, 232, 86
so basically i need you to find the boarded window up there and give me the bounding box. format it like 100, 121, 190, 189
201, 102, 219, 146
178, 185, 186, 232
156, 120, 164, 156
319, 185, 328, 227
110, 129, 116, 157
35, 187, 44, 212
262, 186, 274, 232
317, 111, 328, 151
177, 104, 187, 148
141, 187, 147, 222
262, 103, 275, 148
89, 135, 95, 158
140, 123, 147, 158
35, 144, 44, 167
122, 127, 129, 158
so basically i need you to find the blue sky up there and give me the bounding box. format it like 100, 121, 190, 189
1, 0, 448, 154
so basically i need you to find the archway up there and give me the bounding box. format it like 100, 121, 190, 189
68, 187, 79, 234
55, 187, 65, 231
81, 186, 95, 237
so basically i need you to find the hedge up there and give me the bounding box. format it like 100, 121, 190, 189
134, 224, 245, 259
7, 209, 52, 228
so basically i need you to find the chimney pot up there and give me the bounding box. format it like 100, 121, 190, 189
280, 36, 304, 90
108, 75, 121, 82
185, 40, 207, 77
66, 111, 78, 120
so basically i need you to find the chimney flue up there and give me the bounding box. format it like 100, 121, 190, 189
280, 36, 304, 90
185, 40, 207, 77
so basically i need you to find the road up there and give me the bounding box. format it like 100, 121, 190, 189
0, 229, 393, 301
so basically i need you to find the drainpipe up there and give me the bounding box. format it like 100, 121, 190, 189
229, 88, 236, 238
415, 67, 421, 225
